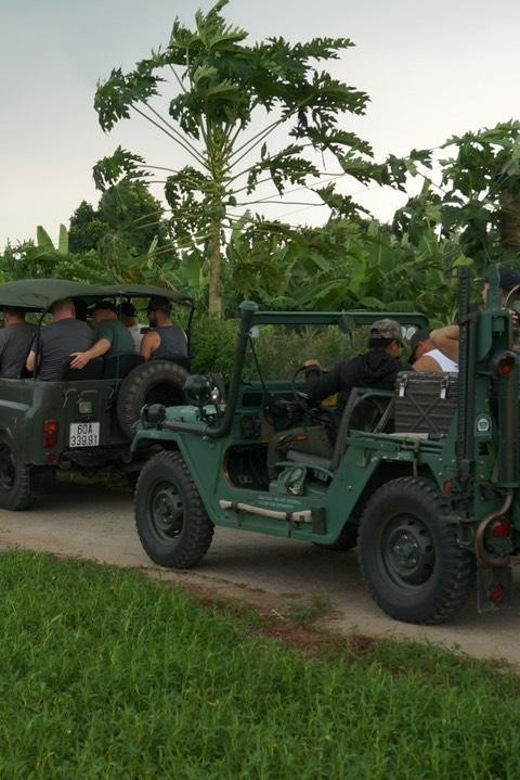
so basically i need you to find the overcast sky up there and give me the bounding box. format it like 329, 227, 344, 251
1, 0, 519, 250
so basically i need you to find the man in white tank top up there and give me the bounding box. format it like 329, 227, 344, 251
409, 329, 459, 373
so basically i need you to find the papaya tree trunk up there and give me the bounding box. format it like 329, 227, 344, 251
208, 217, 223, 318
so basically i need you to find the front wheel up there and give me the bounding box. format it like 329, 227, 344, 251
358, 477, 475, 624
134, 451, 214, 568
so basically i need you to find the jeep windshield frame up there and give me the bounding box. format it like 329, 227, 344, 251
203, 302, 429, 440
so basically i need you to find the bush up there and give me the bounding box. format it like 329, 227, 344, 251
191, 316, 239, 376
191, 315, 369, 382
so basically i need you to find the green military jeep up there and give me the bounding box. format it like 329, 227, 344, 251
0, 279, 193, 511
132, 267, 519, 625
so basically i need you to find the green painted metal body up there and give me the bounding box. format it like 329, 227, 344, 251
132, 283, 520, 566
0, 377, 128, 467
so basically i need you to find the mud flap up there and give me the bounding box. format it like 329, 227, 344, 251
477, 566, 512, 612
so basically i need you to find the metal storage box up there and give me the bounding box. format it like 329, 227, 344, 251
394, 372, 458, 435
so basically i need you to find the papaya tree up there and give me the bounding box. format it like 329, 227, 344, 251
93, 0, 382, 316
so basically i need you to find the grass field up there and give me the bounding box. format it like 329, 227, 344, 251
0, 550, 519, 779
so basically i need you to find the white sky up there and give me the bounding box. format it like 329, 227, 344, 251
1, 0, 519, 250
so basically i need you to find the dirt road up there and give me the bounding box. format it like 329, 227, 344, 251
1, 482, 519, 665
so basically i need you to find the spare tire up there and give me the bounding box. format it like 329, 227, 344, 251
117, 360, 189, 440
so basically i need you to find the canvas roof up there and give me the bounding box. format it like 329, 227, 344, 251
0, 279, 193, 312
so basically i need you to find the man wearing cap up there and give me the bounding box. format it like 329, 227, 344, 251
120, 301, 144, 350
69, 300, 135, 370
409, 329, 458, 373
304, 318, 410, 410
0, 307, 37, 378
140, 296, 189, 365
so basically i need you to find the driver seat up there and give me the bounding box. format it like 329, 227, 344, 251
267, 388, 393, 478
266, 425, 333, 480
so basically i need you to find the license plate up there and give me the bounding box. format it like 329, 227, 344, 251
69, 422, 100, 448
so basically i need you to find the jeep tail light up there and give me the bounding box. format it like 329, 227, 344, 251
44, 419, 58, 448
443, 480, 453, 495
491, 518, 512, 539
494, 352, 516, 377
490, 584, 505, 605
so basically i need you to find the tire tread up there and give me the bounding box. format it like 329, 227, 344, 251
135, 450, 214, 568
358, 476, 475, 625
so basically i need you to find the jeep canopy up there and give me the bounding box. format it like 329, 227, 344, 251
0, 279, 194, 313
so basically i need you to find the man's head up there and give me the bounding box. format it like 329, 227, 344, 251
369, 319, 404, 358
482, 266, 520, 304
120, 301, 138, 326
51, 298, 76, 321
409, 328, 433, 362
2, 307, 26, 325
91, 301, 118, 325
147, 296, 173, 327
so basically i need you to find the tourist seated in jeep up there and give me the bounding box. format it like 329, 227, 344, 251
303, 318, 410, 440
141, 296, 189, 368
409, 329, 459, 373
428, 265, 520, 363
26, 298, 93, 380
0, 307, 37, 378
69, 300, 136, 370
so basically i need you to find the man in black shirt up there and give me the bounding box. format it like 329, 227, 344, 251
304, 318, 410, 407
267, 319, 410, 474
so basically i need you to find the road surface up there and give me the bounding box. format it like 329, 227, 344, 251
0, 482, 519, 666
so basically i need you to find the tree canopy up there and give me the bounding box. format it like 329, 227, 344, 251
93, 0, 389, 315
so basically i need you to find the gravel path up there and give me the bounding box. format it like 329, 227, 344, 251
1, 482, 519, 666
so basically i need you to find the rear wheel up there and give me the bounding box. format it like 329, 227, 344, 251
358, 477, 475, 624
135, 451, 214, 568
0, 437, 33, 510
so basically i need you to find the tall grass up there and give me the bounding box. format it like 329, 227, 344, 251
0, 550, 518, 779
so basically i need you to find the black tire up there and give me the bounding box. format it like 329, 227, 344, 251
0, 436, 34, 511
314, 523, 358, 552
117, 360, 189, 440
358, 477, 475, 625
135, 450, 214, 568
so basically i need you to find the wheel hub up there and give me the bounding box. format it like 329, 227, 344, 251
383, 515, 435, 586
151, 484, 184, 539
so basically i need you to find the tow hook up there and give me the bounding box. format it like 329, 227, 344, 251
474, 491, 513, 568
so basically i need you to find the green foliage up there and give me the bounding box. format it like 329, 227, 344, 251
223, 214, 467, 326
393, 121, 520, 272
191, 315, 238, 375
245, 324, 360, 381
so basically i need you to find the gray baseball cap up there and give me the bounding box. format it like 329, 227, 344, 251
370, 318, 403, 343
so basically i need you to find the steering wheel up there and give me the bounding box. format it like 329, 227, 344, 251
291, 364, 332, 424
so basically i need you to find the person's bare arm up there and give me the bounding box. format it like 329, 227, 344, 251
140, 331, 160, 361
26, 350, 37, 373
69, 338, 111, 369
430, 325, 460, 363
413, 354, 442, 373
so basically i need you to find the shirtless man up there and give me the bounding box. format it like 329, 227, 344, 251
429, 266, 520, 363
410, 329, 458, 373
